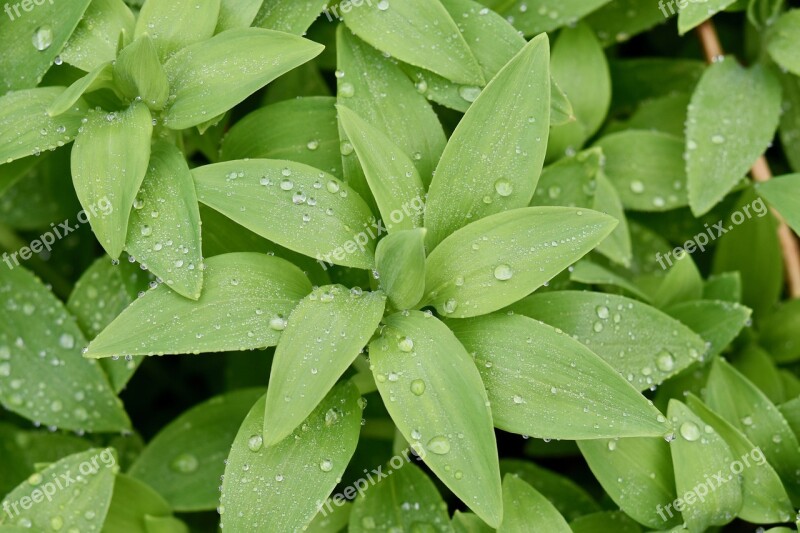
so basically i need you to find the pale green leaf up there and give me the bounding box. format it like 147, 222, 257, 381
653, 252, 703, 309
759, 298, 800, 363
0, 0, 92, 91
61, 0, 136, 72
134, 0, 221, 61
595, 130, 688, 212
510, 291, 708, 391
686, 394, 794, 523
593, 170, 632, 267
425, 35, 551, 248
220, 383, 363, 531
0, 448, 117, 529
499, 475, 570, 533
424, 208, 616, 318
47, 62, 114, 117
0, 87, 88, 164
667, 399, 742, 531
348, 463, 451, 532
678, 0, 739, 34
586, 0, 667, 46
128, 388, 264, 511
264, 285, 385, 446
578, 437, 679, 529
569, 511, 642, 533
341, 0, 484, 86
113, 35, 170, 110
101, 473, 174, 532
703, 359, 800, 502
125, 141, 203, 300
756, 173, 800, 236
193, 159, 376, 269
664, 300, 750, 358
687, 60, 782, 215
163, 28, 324, 130
306, 502, 352, 533
703, 272, 742, 303
375, 228, 427, 310
220, 97, 343, 177
453, 511, 492, 532
84, 253, 312, 357
530, 148, 601, 209
217, 0, 263, 32
369, 311, 502, 527
569, 260, 653, 302
767, 10, 800, 76
254, 0, 326, 34
0, 265, 130, 432
336, 105, 425, 232
70, 101, 153, 259
450, 313, 670, 439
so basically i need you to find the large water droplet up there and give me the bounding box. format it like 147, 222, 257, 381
247, 434, 263, 452
410, 379, 426, 396
398, 336, 414, 352
494, 178, 513, 197
679, 421, 700, 441
32, 25, 53, 51
426, 435, 451, 455
170, 453, 199, 473
493, 264, 513, 281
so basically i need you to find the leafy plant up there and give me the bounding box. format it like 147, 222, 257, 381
1, 0, 800, 531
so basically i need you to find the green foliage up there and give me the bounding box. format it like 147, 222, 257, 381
1, 0, 799, 530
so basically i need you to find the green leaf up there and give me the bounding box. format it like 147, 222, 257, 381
0, 0, 92, 91
424, 35, 551, 248
193, 159, 376, 269
369, 311, 502, 527
264, 285, 384, 445
0, 87, 88, 164
586, 0, 667, 47
67, 257, 149, 392
84, 253, 311, 357
595, 130, 689, 212
348, 463, 451, 532
664, 300, 751, 358
569, 260, 653, 302
499, 460, 601, 522
703, 272, 742, 303
678, 0, 739, 34
220, 383, 363, 531
530, 148, 601, 209
113, 35, 170, 110
162, 28, 324, 130
686, 60, 782, 215
593, 170, 632, 267
220, 97, 343, 177
336, 105, 425, 231
125, 141, 203, 300
767, 10, 800, 76
569, 511, 642, 533
653, 252, 703, 309
667, 399, 742, 531
498, 0, 611, 35
578, 437, 679, 529
0, 265, 130, 432
759, 298, 800, 363
686, 394, 794, 523
336, 27, 446, 194
499, 475, 571, 532
0, 448, 117, 529
424, 207, 616, 318
341, 0, 484, 86
47, 62, 114, 118
779, 72, 800, 173
449, 313, 670, 439
547, 23, 610, 161
254, 0, 326, 34
60, 0, 136, 72
128, 388, 264, 511
70, 101, 153, 259
703, 358, 800, 502
510, 291, 708, 391
733, 344, 786, 404
712, 189, 782, 318
375, 228, 427, 310
217, 0, 263, 32
605, 93, 690, 138
306, 501, 352, 533
608, 58, 705, 109
101, 473, 174, 532
134, 0, 221, 61
756, 173, 800, 235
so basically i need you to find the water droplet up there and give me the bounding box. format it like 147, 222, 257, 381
269, 316, 287, 331
595, 305, 609, 319
493, 264, 513, 281
443, 298, 458, 314
170, 453, 199, 473
426, 435, 451, 455
140, 224, 152, 237
319, 459, 333, 472
494, 178, 513, 197
458, 86, 481, 102
711, 134, 725, 144
279, 179, 294, 191
679, 421, 700, 441
339, 82, 355, 98
377, 0, 390, 10
656, 350, 675, 372
247, 434, 263, 452
410, 379, 426, 396
398, 336, 414, 352
32, 25, 53, 51
306, 140, 319, 151
629, 180, 645, 194
326, 180, 340, 194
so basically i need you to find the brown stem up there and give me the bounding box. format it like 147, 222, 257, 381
695, 21, 800, 298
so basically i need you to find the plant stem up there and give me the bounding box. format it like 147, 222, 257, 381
696, 20, 800, 298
